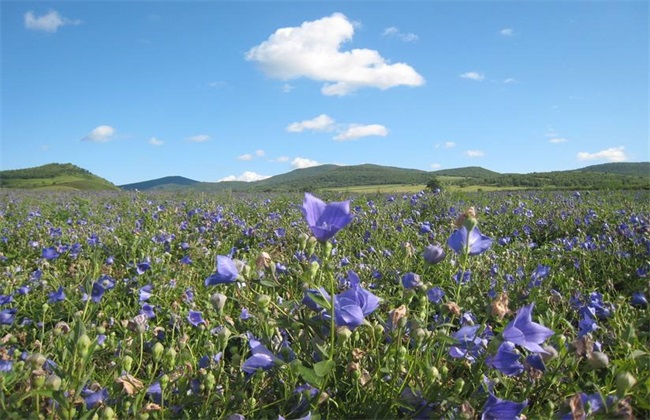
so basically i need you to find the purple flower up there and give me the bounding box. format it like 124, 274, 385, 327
427, 286, 445, 304
205, 255, 239, 286
187, 310, 206, 327
528, 264, 550, 288
242, 335, 277, 374
632, 291, 648, 307
140, 303, 156, 319
180, 255, 193, 265
481, 393, 528, 420
41, 247, 60, 260
0, 294, 13, 306
502, 303, 554, 353
401, 272, 423, 289
0, 309, 16, 325
139, 284, 153, 302
0, 360, 12, 372
136, 261, 151, 275
81, 387, 109, 410
485, 341, 524, 376
300, 193, 353, 242
448, 226, 493, 256
147, 382, 162, 404
423, 244, 445, 264
48, 286, 66, 303
449, 325, 487, 362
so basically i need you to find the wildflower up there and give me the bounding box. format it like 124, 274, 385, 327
481, 392, 528, 420
48, 286, 66, 303
41, 247, 60, 260
136, 261, 151, 275
631, 291, 647, 307
139, 284, 153, 302
449, 325, 486, 362
485, 342, 524, 376
242, 335, 278, 374
401, 272, 423, 289
205, 255, 239, 285
187, 310, 206, 327
427, 286, 445, 304
300, 193, 353, 242
502, 303, 554, 353
0, 308, 17, 325
448, 226, 493, 256
423, 244, 445, 264
81, 386, 110, 409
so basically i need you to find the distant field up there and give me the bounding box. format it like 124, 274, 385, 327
323, 184, 530, 193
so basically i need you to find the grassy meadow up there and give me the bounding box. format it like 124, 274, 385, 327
0, 188, 648, 419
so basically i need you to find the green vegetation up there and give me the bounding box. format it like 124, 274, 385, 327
0, 163, 119, 191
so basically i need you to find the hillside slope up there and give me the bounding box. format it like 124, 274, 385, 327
0, 163, 119, 191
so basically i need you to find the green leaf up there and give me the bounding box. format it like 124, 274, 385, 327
259, 279, 277, 288
297, 365, 323, 388
313, 359, 335, 377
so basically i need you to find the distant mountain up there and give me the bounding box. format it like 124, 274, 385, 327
577, 162, 649, 177
0, 163, 119, 191
432, 166, 500, 178
120, 176, 200, 191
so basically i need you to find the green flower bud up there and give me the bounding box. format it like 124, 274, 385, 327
204, 372, 216, 390
336, 326, 352, 344
426, 366, 440, 381
100, 406, 115, 420
159, 374, 169, 390
152, 342, 164, 363
308, 260, 320, 281
256, 294, 271, 309
298, 233, 309, 250
26, 353, 47, 368
217, 326, 231, 350
164, 347, 177, 371
210, 293, 227, 313
616, 372, 637, 397
122, 355, 133, 372
31, 370, 46, 389
45, 373, 62, 391
307, 236, 318, 255
453, 378, 465, 396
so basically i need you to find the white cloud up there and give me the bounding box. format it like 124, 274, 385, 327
291, 157, 320, 169
82, 125, 115, 143
382, 26, 419, 42
186, 134, 211, 142
246, 13, 425, 96
549, 137, 568, 144
219, 171, 271, 182
577, 147, 628, 162
255, 149, 265, 157
500, 28, 514, 36
287, 114, 336, 132
24, 10, 81, 33
430, 163, 442, 169
465, 150, 485, 158
237, 153, 253, 161
503, 78, 517, 84
460, 72, 485, 81
334, 124, 388, 141
436, 141, 456, 149
271, 156, 290, 163
282, 83, 295, 93
149, 137, 164, 146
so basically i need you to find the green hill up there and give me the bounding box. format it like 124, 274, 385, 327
120, 176, 200, 191
577, 162, 650, 177
432, 166, 500, 178
0, 163, 119, 191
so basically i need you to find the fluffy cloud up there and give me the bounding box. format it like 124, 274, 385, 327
287, 114, 335, 132
334, 124, 388, 141
382, 26, 419, 42
291, 157, 320, 169
577, 147, 627, 162
237, 153, 253, 161
218, 171, 271, 182
149, 137, 164, 146
465, 150, 485, 157
186, 134, 211, 142
24, 10, 81, 33
271, 156, 290, 163
246, 13, 425, 96
549, 137, 568, 144
430, 163, 442, 169
436, 141, 456, 149
255, 149, 265, 157
82, 125, 115, 143
460, 72, 485, 81
499, 28, 514, 36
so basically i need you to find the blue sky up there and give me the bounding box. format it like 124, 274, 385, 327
1, 1, 648, 185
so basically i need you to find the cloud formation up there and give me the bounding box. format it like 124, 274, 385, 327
465, 150, 485, 157
292, 157, 320, 169
186, 134, 211, 142
334, 124, 388, 141
219, 171, 271, 182
237, 153, 253, 161
499, 28, 514, 36
548, 137, 568, 144
149, 137, 164, 146
577, 147, 627, 162
382, 26, 419, 42
436, 141, 456, 149
460, 72, 485, 81
82, 125, 115, 143
246, 13, 425, 96
286, 114, 335, 132
24, 10, 81, 33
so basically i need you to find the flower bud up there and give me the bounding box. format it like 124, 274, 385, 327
159, 374, 169, 390
308, 260, 320, 280
616, 372, 637, 397
151, 342, 164, 363
31, 369, 46, 389
307, 236, 318, 255
540, 345, 558, 363
217, 326, 231, 350
26, 353, 47, 368
164, 347, 177, 371
423, 245, 445, 264
100, 406, 115, 420
298, 233, 309, 250
210, 293, 227, 313
337, 326, 352, 344
586, 351, 609, 370
122, 355, 133, 372
45, 373, 62, 391
256, 294, 271, 309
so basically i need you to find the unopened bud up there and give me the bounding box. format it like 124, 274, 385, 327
210, 293, 227, 313
308, 260, 320, 280
152, 342, 164, 363
616, 372, 637, 397
337, 326, 352, 344
45, 373, 62, 391
586, 351, 609, 370
122, 355, 133, 372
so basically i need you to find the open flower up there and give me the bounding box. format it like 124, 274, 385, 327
423, 244, 446, 264
485, 341, 524, 376
481, 392, 528, 420
300, 193, 353, 242
502, 303, 554, 353
448, 225, 493, 256
205, 255, 239, 286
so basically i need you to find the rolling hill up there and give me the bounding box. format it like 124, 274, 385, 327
0, 163, 119, 191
